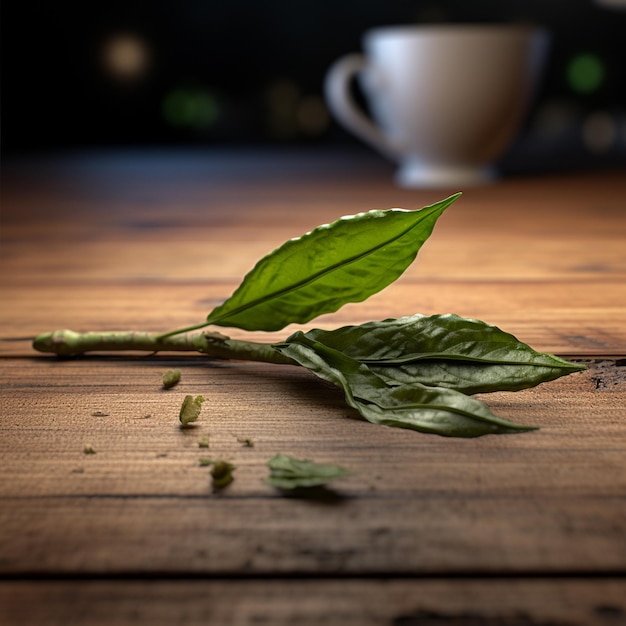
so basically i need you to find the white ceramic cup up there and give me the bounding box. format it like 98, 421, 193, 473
324, 25, 549, 187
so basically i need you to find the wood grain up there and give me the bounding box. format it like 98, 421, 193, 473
2, 580, 625, 626
2, 155, 624, 358
3, 280, 625, 356
1, 151, 625, 624
1, 358, 624, 575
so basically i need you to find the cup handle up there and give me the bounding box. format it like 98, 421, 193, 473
324, 54, 398, 161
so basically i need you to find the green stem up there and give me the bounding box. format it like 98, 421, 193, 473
32, 329, 295, 365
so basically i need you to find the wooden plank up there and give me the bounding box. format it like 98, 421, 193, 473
1, 358, 624, 575
2, 225, 626, 282
3, 164, 626, 288
2, 494, 624, 576
1, 579, 625, 626
3, 155, 624, 232
2, 156, 625, 621
3, 195, 626, 284
2, 166, 625, 357
2, 280, 626, 356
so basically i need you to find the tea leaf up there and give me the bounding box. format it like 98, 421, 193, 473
205, 195, 460, 331
303, 314, 585, 394
276, 334, 536, 437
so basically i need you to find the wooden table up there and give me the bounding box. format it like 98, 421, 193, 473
1, 149, 625, 625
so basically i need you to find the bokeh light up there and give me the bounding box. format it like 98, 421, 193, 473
566, 53, 606, 94
101, 33, 151, 80
265, 80, 329, 139
582, 110, 617, 153
266, 80, 301, 139
532, 100, 580, 138
296, 95, 330, 136
162, 88, 220, 129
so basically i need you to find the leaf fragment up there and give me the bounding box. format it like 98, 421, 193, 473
83, 444, 96, 454
179, 395, 205, 427
162, 369, 181, 389
266, 453, 348, 490
205, 195, 460, 331
198, 458, 236, 488
210, 460, 235, 489
198, 435, 209, 448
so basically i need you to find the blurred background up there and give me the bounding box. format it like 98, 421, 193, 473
2, 0, 626, 174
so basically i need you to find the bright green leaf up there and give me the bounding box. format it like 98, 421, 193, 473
205, 194, 460, 331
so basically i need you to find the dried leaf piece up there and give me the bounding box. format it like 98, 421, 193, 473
179, 395, 205, 427
266, 453, 348, 490
198, 458, 235, 488
237, 436, 254, 447
83, 444, 96, 454
162, 369, 181, 389
210, 460, 235, 489
198, 435, 209, 448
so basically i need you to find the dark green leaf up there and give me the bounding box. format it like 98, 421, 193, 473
266, 453, 348, 489
304, 314, 585, 394
275, 333, 536, 438
205, 195, 460, 331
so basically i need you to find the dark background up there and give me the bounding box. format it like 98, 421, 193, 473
2, 0, 626, 171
